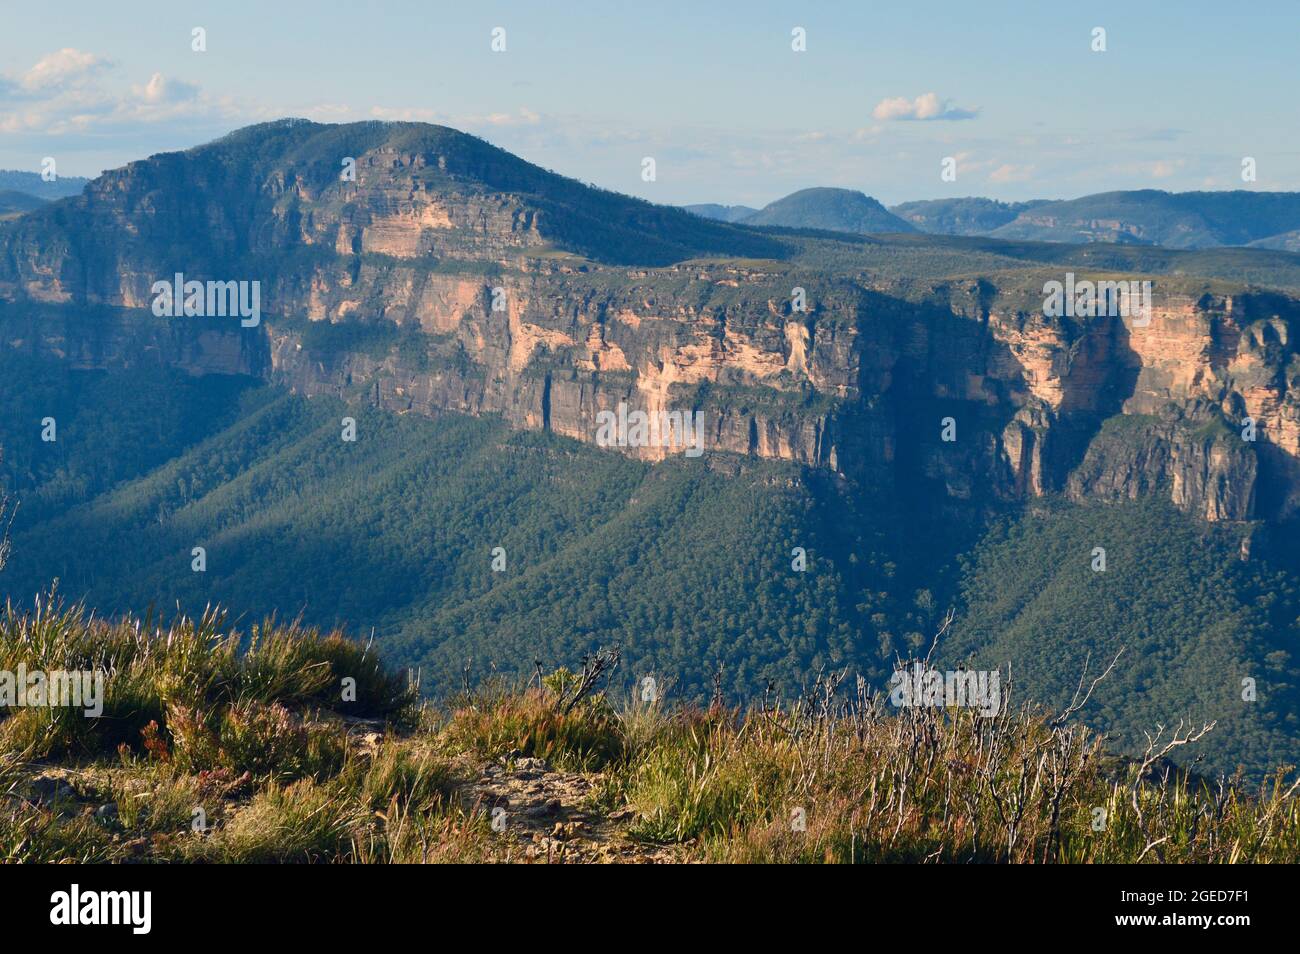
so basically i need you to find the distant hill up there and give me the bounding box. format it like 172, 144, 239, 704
683, 202, 758, 223
890, 197, 1050, 235
1250, 229, 1300, 252
0, 169, 90, 199
687, 187, 916, 235
737, 189, 1300, 250
985, 190, 1300, 249
0, 189, 47, 221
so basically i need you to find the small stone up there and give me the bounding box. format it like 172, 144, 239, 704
25, 775, 76, 805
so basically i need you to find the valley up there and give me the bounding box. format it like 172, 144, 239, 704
2, 120, 1300, 780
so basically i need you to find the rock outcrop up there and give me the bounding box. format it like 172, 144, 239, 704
2, 120, 1299, 524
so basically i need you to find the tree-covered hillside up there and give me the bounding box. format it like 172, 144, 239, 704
2, 353, 1298, 778
890, 197, 1049, 235
738, 187, 916, 234
0, 355, 915, 700
944, 498, 1300, 777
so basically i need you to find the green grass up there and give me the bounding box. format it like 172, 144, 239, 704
1, 601, 1297, 863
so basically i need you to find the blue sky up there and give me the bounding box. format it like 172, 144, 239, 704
1, 0, 1296, 205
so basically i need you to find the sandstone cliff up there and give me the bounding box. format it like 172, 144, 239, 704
3, 120, 1299, 524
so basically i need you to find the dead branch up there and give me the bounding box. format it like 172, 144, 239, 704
557, 647, 622, 715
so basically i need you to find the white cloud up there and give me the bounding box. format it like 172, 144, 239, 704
872, 92, 978, 122
134, 72, 199, 104
0, 50, 235, 136
21, 48, 112, 91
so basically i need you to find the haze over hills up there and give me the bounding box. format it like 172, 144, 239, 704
4, 119, 1300, 777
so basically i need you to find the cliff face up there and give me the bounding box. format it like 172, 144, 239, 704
2, 120, 1299, 524
266, 266, 860, 468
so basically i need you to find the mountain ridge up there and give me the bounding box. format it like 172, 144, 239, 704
4, 120, 1300, 529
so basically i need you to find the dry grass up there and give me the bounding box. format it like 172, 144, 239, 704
1, 601, 1297, 863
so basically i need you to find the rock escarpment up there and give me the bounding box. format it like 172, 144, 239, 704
2, 120, 1299, 524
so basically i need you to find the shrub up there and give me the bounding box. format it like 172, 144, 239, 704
358, 741, 455, 813
443, 688, 625, 771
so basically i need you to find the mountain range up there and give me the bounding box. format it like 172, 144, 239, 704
3, 119, 1300, 777
688, 187, 1300, 251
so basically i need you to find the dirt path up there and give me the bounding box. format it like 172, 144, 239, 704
456, 756, 684, 863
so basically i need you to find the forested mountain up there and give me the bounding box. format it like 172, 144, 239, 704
686, 187, 915, 234
890, 197, 1049, 235
4, 121, 1300, 779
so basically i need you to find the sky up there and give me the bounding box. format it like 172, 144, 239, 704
1, 0, 1297, 207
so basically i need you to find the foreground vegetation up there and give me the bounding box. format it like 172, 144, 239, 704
2, 604, 1298, 864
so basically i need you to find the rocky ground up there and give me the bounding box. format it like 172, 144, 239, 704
4, 724, 684, 864
456, 754, 682, 863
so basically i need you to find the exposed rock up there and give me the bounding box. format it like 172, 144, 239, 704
21, 774, 78, 807
457, 757, 680, 863
3, 121, 1299, 526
